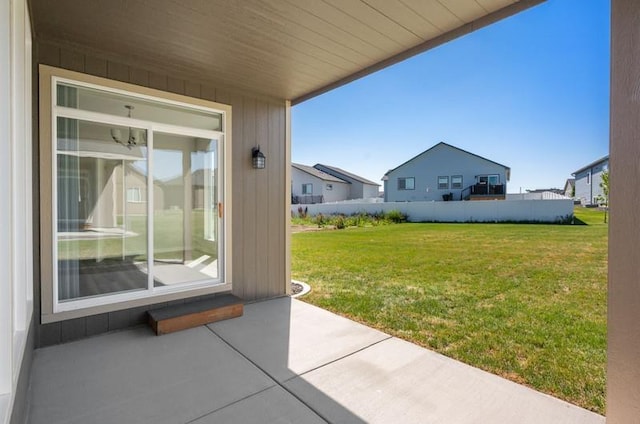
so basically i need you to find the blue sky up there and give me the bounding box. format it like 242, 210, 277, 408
291, 0, 610, 193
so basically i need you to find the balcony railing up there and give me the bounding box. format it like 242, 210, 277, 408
461, 183, 505, 200
292, 195, 324, 204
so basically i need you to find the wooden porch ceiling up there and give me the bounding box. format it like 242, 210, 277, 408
29, 0, 544, 104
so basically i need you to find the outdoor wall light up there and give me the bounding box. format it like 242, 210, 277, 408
252, 145, 266, 169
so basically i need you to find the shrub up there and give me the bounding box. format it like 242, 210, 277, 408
384, 209, 408, 223
315, 213, 327, 227
293, 210, 407, 229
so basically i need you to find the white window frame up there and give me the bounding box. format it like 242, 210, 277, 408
40, 65, 233, 322
302, 183, 313, 195
398, 177, 415, 190
451, 175, 463, 189
438, 176, 449, 190
126, 187, 145, 203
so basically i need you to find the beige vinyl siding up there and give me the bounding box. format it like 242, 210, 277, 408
35, 42, 287, 340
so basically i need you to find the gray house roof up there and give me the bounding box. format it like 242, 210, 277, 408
384, 142, 511, 181
564, 178, 575, 189
571, 155, 609, 175
313, 164, 380, 186
292, 163, 347, 183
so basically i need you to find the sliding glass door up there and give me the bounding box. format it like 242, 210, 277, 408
51, 78, 227, 312
152, 133, 220, 287
57, 118, 149, 301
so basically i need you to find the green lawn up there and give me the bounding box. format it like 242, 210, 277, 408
292, 207, 608, 414
58, 209, 217, 261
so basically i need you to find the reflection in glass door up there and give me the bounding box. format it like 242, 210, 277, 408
56, 117, 148, 301
152, 133, 220, 287
51, 77, 227, 312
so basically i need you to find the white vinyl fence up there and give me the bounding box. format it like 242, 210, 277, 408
292, 198, 574, 223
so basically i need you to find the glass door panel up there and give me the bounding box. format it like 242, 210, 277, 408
152, 133, 219, 287
56, 117, 148, 301
57, 82, 223, 131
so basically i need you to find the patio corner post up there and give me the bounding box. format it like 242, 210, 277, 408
608, 0, 640, 421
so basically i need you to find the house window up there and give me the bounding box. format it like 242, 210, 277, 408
398, 177, 415, 190
451, 175, 463, 189
438, 176, 449, 190
326, 184, 333, 190
126, 187, 145, 203
40, 65, 232, 318
587, 171, 591, 185
302, 183, 313, 194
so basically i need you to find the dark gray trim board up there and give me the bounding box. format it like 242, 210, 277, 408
10, 318, 34, 424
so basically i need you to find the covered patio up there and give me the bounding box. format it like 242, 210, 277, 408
4, 0, 640, 422
27, 297, 603, 424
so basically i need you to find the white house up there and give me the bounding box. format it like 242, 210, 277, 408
572, 155, 609, 206
564, 178, 576, 199
291, 163, 350, 204
313, 164, 380, 200
383, 142, 510, 202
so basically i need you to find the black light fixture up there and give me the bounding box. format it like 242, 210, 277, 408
252, 145, 266, 169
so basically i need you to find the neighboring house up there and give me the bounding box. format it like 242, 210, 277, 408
564, 178, 575, 199
291, 163, 350, 204
3, 1, 640, 422
383, 142, 510, 202
526, 188, 564, 195
115, 164, 166, 216
572, 156, 609, 206
313, 164, 380, 199
164, 168, 218, 210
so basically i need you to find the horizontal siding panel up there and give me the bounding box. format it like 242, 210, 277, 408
476, 0, 517, 13
439, 0, 491, 23
242, 1, 375, 64
282, 0, 403, 52
267, 0, 389, 60
401, 1, 464, 32
362, 0, 442, 40
323, 0, 423, 48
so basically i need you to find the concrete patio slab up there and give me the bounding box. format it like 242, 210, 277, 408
284, 337, 605, 424
26, 297, 605, 424
207, 297, 389, 382
27, 326, 275, 424
191, 386, 326, 424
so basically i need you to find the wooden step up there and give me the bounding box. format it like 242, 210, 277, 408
148, 294, 243, 335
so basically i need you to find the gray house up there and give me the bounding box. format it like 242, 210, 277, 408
313, 164, 380, 199
383, 142, 510, 202
564, 178, 576, 199
291, 163, 350, 204
572, 155, 609, 206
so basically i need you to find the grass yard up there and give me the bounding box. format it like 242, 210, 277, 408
58, 209, 218, 261
291, 207, 608, 414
